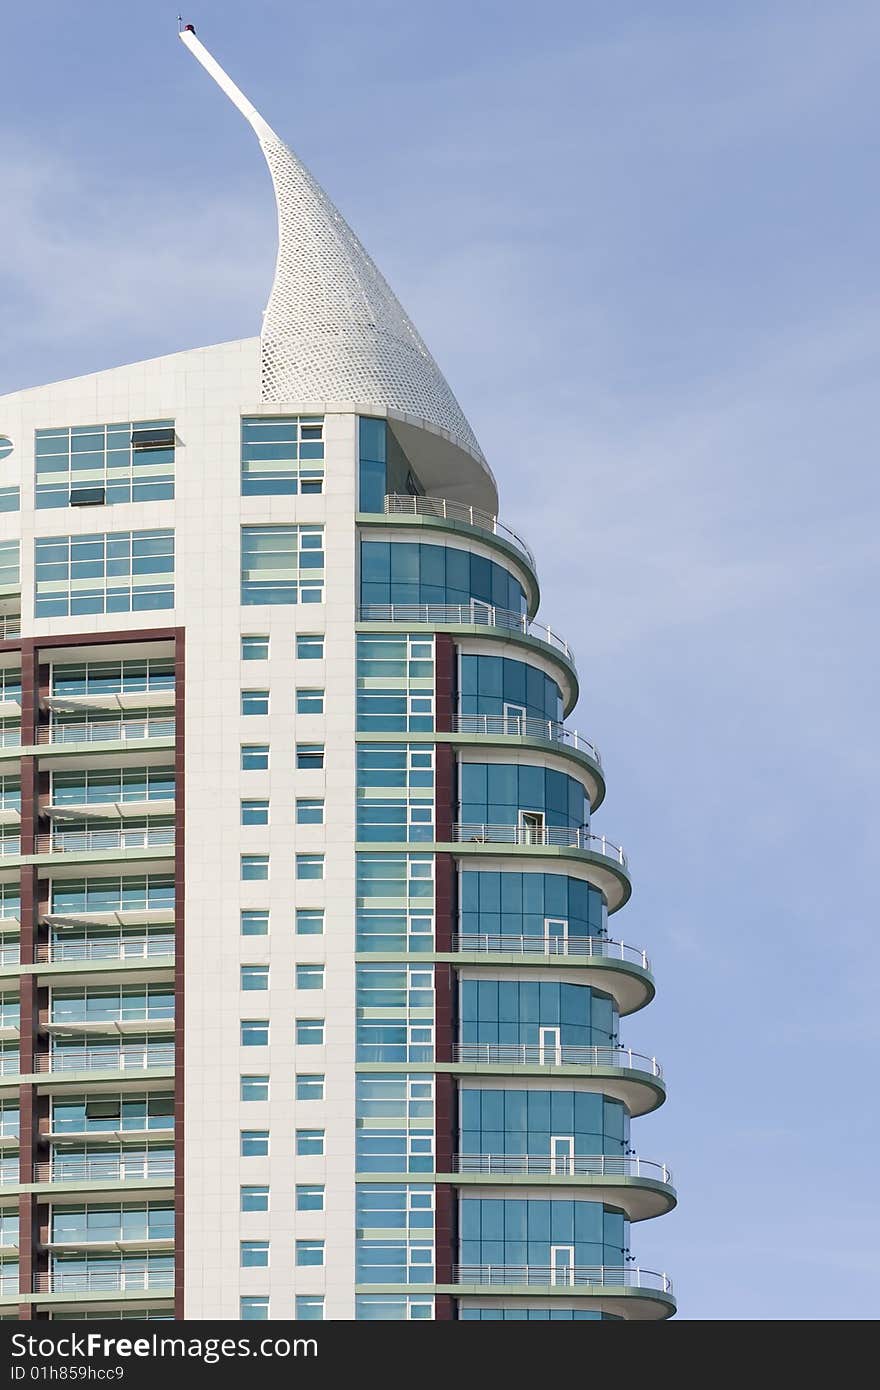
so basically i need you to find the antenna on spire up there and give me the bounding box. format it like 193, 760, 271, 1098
177, 16, 195, 34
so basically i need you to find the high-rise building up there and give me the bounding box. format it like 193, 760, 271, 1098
0, 27, 675, 1322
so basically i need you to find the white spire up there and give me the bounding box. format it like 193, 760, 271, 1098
179, 26, 485, 463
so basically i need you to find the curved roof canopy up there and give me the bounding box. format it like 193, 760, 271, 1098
179, 27, 486, 468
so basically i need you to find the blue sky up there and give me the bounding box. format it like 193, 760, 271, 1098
3, 0, 879, 1320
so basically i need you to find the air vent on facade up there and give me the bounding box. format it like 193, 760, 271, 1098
131, 427, 175, 449
69, 486, 105, 507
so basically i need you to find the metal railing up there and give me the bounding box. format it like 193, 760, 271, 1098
383, 495, 535, 567
453, 825, 626, 865
37, 937, 174, 963
452, 1154, 672, 1182
38, 1045, 174, 1074
358, 604, 574, 662
35, 1268, 174, 1293
38, 718, 175, 746
450, 713, 599, 763
34, 1153, 174, 1183
451, 934, 648, 969
452, 1043, 662, 1077
37, 827, 174, 855
0, 617, 21, 640
453, 1264, 673, 1293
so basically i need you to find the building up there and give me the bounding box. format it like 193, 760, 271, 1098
0, 26, 675, 1322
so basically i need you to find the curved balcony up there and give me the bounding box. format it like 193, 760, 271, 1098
447, 1155, 675, 1220
451, 824, 630, 912
37, 718, 175, 747
451, 714, 599, 765
383, 494, 536, 568
358, 603, 574, 663
450, 1264, 675, 1319
450, 1043, 664, 1117
36, 1044, 174, 1075
35, 826, 175, 857
451, 934, 653, 1014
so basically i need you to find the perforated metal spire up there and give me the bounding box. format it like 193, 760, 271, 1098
179, 28, 485, 463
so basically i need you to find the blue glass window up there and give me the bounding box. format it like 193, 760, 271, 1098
459, 978, 617, 1049
460, 655, 563, 723
458, 1197, 627, 1270
360, 541, 526, 615
241, 416, 324, 496
35, 420, 174, 510
35, 529, 174, 617
458, 763, 590, 829
241, 527, 324, 605
459, 1089, 629, 1157
459, 871, 607, 944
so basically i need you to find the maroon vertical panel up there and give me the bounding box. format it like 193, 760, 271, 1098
433, 634, 458, 1318
173, 630, 185, 1319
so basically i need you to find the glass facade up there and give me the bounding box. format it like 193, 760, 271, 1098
360, 540, 526, 614
356, 634, 435, 733
355, 852, 434, 953
460, 1090, 629, 1157
460, 979, 617, 1048
460, 654, 563, 723
35, 420, 175, 509
240, 416, 324, 495
459, 1198, 627, 1268
460, 871, 607, 942
34, 529, 174, 617
459, 763, 590, 829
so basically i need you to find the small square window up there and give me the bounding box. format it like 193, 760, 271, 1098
296, 909, 324, 936
296, 688, 324, 714
240, 1297, 269, 1320
241, 689, 269, 716
241, 1130, 269, 1157
296, 854, 324, 881
241, 910, 269, 937
296, 743, 324, 770
296, 1240, 324, 1267
296, 1129, 324, 1156
296, 1073, 325, 1101
240, 965, 269, 991
241, 1240, 269, 1268
297, 636, 324, 660
295, 1296, 324, 1321
296, 1184, 325, 1212
241, 744, 269, 771
240, 1075, 269, 1102
241, 799, 269, 826
296, 1018, 324, 1045
241, 636, 269, 661
240, 1184, 269, 1211
240, 1020, 269, 1046
296, 798, 324, 825
296, 965, 324, 991
241, 855, 269, 881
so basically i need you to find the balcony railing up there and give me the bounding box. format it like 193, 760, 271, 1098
0, 617, 21, 640
452, 1043, 662, 1077
383, 495, 536, 567
453, 1264, 673, 1293
37, 937, 174, 963
358, 604, 574, 662
37, 1044, 175, 1074
450, 714, 600, 763
453, 825, 626, 866
36, 827, 174, 855
34, 1153, 174, 1184
35, 1268, 174, 1293
451, 935, 648, 969
452, 1154, 672, 1182
38, 718, 175, 746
